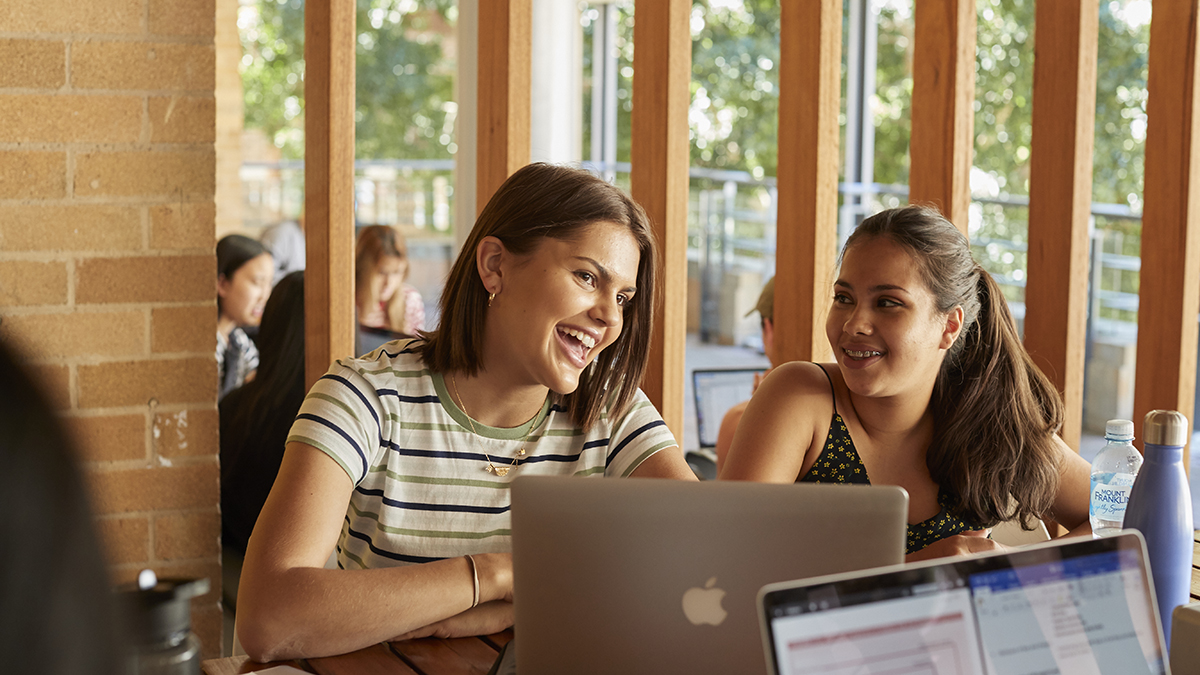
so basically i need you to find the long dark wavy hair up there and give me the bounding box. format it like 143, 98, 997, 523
417, 163, 659, 430
841, 205, 1064, 529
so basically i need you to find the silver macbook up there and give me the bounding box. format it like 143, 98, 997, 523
510, 477, 908, 675
692, 367, 766, 448
759, 531, 1169, 675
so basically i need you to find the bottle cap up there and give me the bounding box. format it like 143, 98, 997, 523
1104, 419, 1134, 440
1143, 410, 1189, 447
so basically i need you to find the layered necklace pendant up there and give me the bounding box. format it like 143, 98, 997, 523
485, 447, 526, 476
452, 374, 537, 478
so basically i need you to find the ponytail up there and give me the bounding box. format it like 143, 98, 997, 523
928, 268, 1064, 528
843, 206, 1066, 529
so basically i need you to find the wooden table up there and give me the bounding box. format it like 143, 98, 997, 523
202, 630, 513, 675
205, 535, 1200, 674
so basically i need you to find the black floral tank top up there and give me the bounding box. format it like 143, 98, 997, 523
797, 365, 978, 554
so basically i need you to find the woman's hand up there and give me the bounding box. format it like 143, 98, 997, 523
473, 552, 515, 604
390, 601, 515, 642
905, 530, 1006, 562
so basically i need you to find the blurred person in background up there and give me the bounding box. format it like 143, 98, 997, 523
261, 214, 305, 287
715, 276, 778, 473
217, 234, 274, 399
221, 270, 307, 556
355, 225, 425, 338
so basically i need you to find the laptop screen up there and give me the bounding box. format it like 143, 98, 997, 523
692, 368, 765, 448
759, 533, 1167, 675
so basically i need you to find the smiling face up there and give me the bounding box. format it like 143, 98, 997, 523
218, 252, 275, 328
826, 236, 963, 399
483, 220, 640, 395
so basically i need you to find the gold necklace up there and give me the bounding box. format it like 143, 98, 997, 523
450, 374, 539, 477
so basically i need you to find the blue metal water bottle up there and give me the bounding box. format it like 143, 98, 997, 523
1123, 409, 1193, 646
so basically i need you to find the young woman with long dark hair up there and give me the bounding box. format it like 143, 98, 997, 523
721, 205, 1091, 560
220, 270, 307, 555
236, 164, 695, 661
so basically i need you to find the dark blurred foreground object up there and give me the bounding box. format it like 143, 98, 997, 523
0, 337, 126, 675
120, 571, 209, 675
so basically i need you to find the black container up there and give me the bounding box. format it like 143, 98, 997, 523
120, 572, 210, 675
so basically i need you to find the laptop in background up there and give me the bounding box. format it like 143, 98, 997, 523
758, 531, 1169, 675
511, 477, 907, 675
692, 367, 766, 449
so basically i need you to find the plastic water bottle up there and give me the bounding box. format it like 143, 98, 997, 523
1123, 410, 1194, 646
1089, 418, 1141, 537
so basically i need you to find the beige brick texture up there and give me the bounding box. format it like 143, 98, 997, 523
78, 357, 216, 408
27, 364, 70, 410
0, 39, 66, 88
87, 463, 219, 514
76, 255, 215, 304
0, 311, 144, 360
0, 150, 66, 199
95, 516, 150, 565
0, 0, 142, 34
72, 42, 215, 91
153, 305, 216, 353
149, 0, 216, 38
153, 408, 219, 458
149, 96, 216, 143
155, 512, 220, 560
0, 94, 142, 144
150, 202, 216, 250
0, 205, 142, 252
0, 261, 68, 307
72, 414, 146, 462
76, 150, 216, 198
192, 604, 222, 659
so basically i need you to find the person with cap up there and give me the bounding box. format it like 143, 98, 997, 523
715, 276, 778, 472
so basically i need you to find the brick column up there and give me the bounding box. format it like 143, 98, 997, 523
0, 0, 222, 657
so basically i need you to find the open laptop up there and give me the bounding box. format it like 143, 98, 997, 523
758, 531, 1169, 675
692, 367, 766, 448
510, 477, 908, 675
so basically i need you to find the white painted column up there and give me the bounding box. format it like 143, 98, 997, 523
531, 0, 583, 162
454, 0, 478, 254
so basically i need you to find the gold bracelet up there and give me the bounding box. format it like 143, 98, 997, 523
465, 554, 479, 608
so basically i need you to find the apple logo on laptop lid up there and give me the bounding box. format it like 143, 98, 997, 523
682, 577, 728, 626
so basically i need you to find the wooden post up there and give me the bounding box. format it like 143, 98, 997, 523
1135, 0, 1200, 470
631, 0, 690, 441
304, 0, 356, 389
910, 0, 975, 231
476, 0, 532, 215
774, 0, 842, 363
1024, 0, 1099, 452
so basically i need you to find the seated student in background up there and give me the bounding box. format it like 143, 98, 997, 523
220, 270, 306, 556
715, 276, 778, 473
260, 213, 305, 287
720, 205, 1091, 561
0, 338, 125, 675
236, 163, 696, 662
217, 234, 275, 399
355, 224, 425, 337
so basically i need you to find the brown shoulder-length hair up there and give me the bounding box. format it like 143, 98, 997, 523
416, 163, 659, 431
355, 225, 411, 334
841, 205, 1064, 529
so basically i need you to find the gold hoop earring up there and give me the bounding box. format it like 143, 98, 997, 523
488, 291, 496, 307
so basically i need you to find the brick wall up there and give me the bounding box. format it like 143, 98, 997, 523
0, 0, 222, 657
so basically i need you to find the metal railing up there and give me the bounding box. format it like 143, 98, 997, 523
240, 159, 1143, 347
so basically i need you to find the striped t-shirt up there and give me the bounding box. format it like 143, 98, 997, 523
287, 338, 678, 569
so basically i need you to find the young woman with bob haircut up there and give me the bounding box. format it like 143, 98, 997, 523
721, 205, 1092, 560
236, 163, 695, 661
